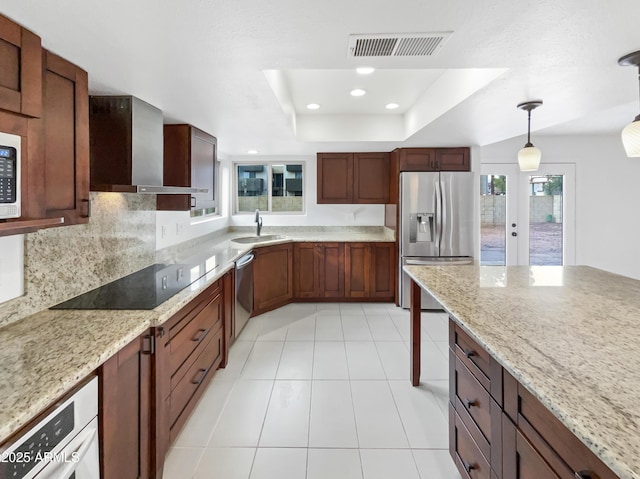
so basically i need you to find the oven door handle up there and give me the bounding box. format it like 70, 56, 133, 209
39, 422, 98, 478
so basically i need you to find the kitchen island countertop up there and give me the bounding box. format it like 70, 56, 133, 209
0, 226, 394, 445
404, 264, 640, 479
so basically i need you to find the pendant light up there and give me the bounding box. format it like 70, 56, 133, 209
618, 51, 640, 157
517, 100, 543, 171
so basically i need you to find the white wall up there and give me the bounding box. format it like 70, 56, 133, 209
481, 134, 640, 279
155, 157, 232, 250
228, 155, 385, 228
155, 154, 385, 249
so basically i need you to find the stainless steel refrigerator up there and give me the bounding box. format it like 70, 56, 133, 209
399, 171, 474, 309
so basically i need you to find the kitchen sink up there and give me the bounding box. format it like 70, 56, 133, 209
231, 234, 287, 244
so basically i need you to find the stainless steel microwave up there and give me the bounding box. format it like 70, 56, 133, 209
0, 132, 20, 219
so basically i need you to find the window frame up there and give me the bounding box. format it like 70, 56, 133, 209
233, 160, 306, 215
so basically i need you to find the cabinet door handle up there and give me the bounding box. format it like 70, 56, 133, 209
157, 327, 165, 338
575, 471, 599, 479
82, 198, 91, 218
142, 334, 155, 355
464, 398, 477, 409
192, 328, 207, 342
191, 196, 197, 208
463, 349, 476, 358
463, 462, 476, 473
192, 368, 207, 385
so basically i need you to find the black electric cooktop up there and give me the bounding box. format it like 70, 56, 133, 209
51, 248, 226, 310
51, 264, 188, 310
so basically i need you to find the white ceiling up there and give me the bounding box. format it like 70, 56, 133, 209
2, 0, 640, 156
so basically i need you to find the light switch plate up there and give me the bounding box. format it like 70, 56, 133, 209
0, 234, 24, 304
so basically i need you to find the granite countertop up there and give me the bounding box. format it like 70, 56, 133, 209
404, 264, 640, 479
0, 226, 394, 445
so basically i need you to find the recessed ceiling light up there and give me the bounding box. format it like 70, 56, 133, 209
356, 67, 375, 75
350, 88, 366, 97
247, 149, 258, 154
386, 103, 400, 110
306, 103, 320, 110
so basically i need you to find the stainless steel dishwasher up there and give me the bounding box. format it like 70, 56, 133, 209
234, 252, 254, 337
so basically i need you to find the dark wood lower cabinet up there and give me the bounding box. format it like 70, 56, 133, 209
99, 332, 151, 479
345, 243, 370, 297
293, 241, 395, 302
293, 243, 319, 298
502, 414, 563, 479
151, 277, 227, 478
319, 243, 345, 298
370, 242, 395, 299
449, 318, 619, 479
253, 243, 293, 315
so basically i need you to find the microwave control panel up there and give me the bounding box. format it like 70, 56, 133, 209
0, 133, 20, 219
0, 146, 17, 203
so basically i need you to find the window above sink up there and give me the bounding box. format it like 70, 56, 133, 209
234, 162, 305, 215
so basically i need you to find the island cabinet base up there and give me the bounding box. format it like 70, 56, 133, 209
448, 318, 620, 479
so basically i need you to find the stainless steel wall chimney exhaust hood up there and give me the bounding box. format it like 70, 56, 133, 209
89, 96, 204, 194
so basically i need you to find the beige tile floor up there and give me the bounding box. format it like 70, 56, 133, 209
163, 302, 463, 479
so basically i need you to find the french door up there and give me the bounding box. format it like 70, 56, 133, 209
480, 164, 575, 266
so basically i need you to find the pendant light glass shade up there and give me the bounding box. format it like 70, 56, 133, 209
619, 51, 640, 157
516, 100, 543, 172
518, 145, 542, 171
621, 117, 640, 157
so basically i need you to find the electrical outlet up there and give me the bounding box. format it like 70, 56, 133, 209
161, 225, 167, 239
176, 223, 183, 236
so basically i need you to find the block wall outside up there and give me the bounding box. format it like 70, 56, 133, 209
481, 195, 562, 224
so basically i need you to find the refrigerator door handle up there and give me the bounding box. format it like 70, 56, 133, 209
435, 178, 442, 250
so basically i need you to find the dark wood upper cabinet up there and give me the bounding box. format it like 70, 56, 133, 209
317, 153, 353, 203
398, 147, 470, 172
317, 152, 389, 204
353, 152, 390, 203
389, 149, 400, 204
398, 148, 436, 171
0, 40, 89, 236
436, 147, 470, 171
40, 50, 90, 224
158, 124, 217, 211
0, 14, 42, 118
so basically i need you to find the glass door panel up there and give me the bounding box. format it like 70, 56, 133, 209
528, 175, 564, 265
480, 174, 507, 265
480, 164, 519, 265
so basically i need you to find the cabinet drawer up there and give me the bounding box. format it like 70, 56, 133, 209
454, 356, 493, 449
169, 291, 223, 376
169, 326, 223, 428
450, 404, 491, 479
452, 323, 491, 387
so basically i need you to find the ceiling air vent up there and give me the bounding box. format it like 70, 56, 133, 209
348, 32, 452, 57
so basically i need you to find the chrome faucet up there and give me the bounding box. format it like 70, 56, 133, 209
255, 209, 263, 236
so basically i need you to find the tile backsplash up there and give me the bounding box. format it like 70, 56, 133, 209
0, 192, 156, 327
